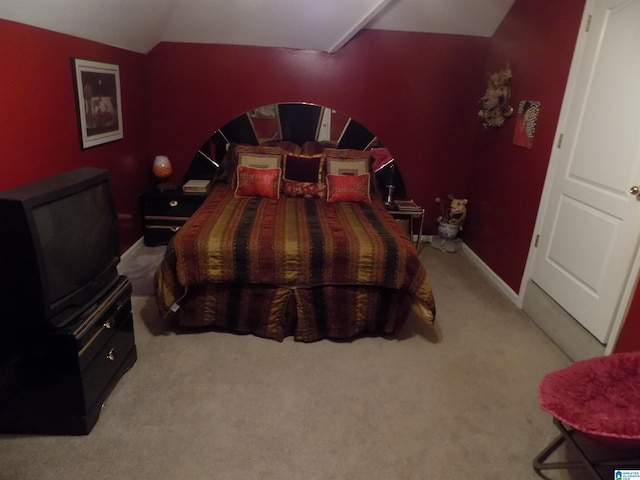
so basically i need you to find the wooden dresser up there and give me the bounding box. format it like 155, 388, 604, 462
0, 276, 136, 435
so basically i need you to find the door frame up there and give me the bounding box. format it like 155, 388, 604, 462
519, 0, 640, 354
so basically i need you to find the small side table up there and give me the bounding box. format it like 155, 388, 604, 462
140, 188, 208, 246
389, 207, 425, 249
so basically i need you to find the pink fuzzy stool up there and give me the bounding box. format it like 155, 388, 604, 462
533, 352, 640, 479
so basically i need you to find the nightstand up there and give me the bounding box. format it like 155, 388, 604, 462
140, 188, 208, 246
389, 205, 425, 249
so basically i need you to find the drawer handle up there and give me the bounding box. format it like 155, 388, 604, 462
169, 200, 178, 207
103, 318, 115, 329
170, 226, 181, 232
106, 348, 117, 362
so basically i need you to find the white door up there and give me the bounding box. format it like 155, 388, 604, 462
531, 0, 640, 344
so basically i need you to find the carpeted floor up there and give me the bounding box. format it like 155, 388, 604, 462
117, 242, 166, 296
0, 241, 601, 479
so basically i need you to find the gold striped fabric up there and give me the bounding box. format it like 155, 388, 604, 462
156, 185, 436, 341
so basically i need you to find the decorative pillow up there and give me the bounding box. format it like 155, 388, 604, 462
322, 148, 371, 160
301, 141, 325, 155
323, 148, 370, 164
281, 153, 326, 198
235, 144, 283, 157
282, 179, 327, 199
325, 157, 369, 176
235, 145, 283, 168
276, 141, 302, 155
237, 152, 282, 170
323, 148, 382, 196
324, 148, 370, 176
326, 173, 371, 203
369, 147, 394, 172
284, 153, 324, 183
235, 166, 282, 199
232, 145, 283, 187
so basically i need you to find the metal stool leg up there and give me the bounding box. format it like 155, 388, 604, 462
533, 419, 605, 480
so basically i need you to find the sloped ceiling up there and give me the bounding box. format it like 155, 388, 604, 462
0, 0, 516, 53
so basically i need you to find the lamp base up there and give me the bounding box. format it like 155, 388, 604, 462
156, 183, 178, 192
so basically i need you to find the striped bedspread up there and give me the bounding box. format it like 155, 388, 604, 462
168, 185, 435, 326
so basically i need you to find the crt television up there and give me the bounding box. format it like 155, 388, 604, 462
0, 167, 121, 330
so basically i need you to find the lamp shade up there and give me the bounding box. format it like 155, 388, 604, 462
152, 155, 172, 178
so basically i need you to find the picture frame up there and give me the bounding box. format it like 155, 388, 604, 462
72, 58, 123, 149
513, 100, 540, 149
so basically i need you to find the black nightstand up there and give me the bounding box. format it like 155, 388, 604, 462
140, 188, 208, 246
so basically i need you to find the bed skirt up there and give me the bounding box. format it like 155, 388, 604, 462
155, 253, 412, 342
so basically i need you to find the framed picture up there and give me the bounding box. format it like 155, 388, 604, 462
72, 58, 123, 149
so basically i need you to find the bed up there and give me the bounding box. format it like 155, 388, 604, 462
155, 140, 436, 342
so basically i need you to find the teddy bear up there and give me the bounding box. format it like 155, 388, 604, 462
435, 195, 468, 229
447, 198, 468, 228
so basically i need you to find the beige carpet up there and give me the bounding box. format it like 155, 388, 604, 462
1, 242, 585, 479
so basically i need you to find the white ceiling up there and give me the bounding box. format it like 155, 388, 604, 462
0, 0, 516, 54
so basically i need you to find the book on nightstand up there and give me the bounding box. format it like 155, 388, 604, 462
395, 199, 421, 211
182, 179, 211, 194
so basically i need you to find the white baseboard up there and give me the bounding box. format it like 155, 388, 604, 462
120, 236, 144, 262
461, 244, 521, 308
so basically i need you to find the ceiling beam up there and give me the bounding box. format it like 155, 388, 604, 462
327, 0, 394, 53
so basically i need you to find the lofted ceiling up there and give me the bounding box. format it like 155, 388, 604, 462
0, 0, 516, 54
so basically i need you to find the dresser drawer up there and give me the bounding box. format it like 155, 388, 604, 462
75, 278, 132, 370
0, 276, 136, 435
144, 221, 186, 246
141, 190, 207, 246
80, 315, 135, 410
141, 192, 205, 218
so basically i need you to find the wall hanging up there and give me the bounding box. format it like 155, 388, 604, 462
478, 66, 513, 129
72, 59, 123, 149
513, 100, 540, 149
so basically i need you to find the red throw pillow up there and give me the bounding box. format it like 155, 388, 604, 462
235, 165, 282, 199
326, 174, 371, 203
282, 179, 327, 199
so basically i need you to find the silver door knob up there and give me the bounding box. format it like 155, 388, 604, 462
631, 186, 640, 196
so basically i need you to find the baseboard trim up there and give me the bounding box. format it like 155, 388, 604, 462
120, 237, 144, 262
462, 244, 521, 307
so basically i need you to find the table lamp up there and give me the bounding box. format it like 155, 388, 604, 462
152, 155, 172, 179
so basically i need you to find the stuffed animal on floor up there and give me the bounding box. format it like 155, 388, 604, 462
435, 195, 468, 229
448, 197, 468, 228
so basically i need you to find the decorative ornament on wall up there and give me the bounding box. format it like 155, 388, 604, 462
513, 100, 540, 149
478, 66, 513, 129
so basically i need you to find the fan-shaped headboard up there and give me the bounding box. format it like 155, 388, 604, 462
184, 102, 406, 198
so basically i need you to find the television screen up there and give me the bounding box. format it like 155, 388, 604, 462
33, 181, 119, 308
0, 167, 121, 330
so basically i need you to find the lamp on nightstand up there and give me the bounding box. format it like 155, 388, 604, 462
152, 155, 172, 179
152, 155, 176, 191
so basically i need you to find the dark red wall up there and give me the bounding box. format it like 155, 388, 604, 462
145, 30, 489, 230
2, 6, 637, 351
464, 0, 586, 292
0, 19, 149, 251
616, 288, 640, 353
